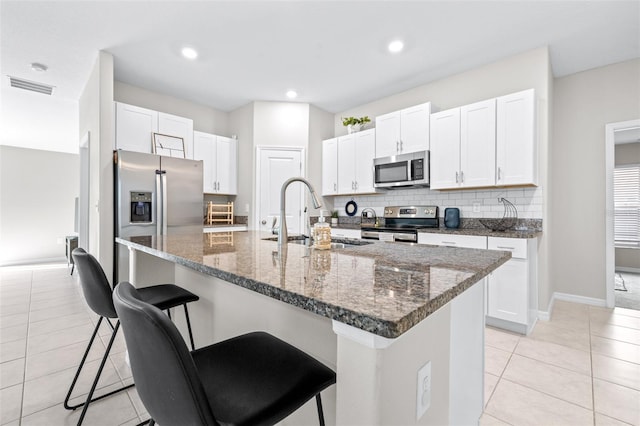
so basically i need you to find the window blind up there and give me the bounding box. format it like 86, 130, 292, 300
614, 164, 640, 247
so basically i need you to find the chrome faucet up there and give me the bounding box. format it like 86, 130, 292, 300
278, 177, 322, 250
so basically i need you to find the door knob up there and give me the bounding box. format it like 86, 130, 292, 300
261, 220, 267, 225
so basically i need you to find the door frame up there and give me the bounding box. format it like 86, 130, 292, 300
605, 119, 640, 308
79, 131, 90, 251
254, 146, 306, 233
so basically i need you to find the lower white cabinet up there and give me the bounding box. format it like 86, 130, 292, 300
193, 131, 237, 195
330, 228, 361, 239
486, 237, 538, 335
418, 232, 538, 335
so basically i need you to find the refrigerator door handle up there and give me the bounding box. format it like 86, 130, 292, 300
161, 173, 168, 236
155, 170, 165, 237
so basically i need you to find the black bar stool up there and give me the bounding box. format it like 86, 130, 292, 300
65, 248, 199, 426
113, 281, 336, 426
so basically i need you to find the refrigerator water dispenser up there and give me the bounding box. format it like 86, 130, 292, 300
130, 192, 152, 223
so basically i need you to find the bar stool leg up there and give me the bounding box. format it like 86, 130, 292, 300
183, 304, 195, 350
316, 394, 325, 426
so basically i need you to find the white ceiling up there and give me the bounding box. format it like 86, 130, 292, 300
1, 1, 639, 153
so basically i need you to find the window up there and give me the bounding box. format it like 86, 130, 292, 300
614, 164, 640, 248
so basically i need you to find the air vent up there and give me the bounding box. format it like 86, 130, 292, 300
7, 76, 54, 95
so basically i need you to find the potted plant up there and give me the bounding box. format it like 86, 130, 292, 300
342, 116, 371, 134
330, 210, 339, 226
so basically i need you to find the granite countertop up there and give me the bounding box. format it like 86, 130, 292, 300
116, 231, 510, 338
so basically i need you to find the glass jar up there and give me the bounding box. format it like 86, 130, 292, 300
313, 220, 332, 250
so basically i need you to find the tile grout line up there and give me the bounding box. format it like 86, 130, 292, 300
17, 270, 34, 426
588, 307, 596, 426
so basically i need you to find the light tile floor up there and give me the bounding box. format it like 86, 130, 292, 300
1, 264, 639, 425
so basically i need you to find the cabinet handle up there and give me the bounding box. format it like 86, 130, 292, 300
355, 181, 358, 190
334, 183, 337, 191
455, 172, 459, 183
400, 140, 403, 151
460, 171, 464, 183
396, 141, 400, 152
497, 246, 516, 250
498, 167, 502, 181
442, 241, 457, 245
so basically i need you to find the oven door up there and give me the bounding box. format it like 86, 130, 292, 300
374, 159, 411, 188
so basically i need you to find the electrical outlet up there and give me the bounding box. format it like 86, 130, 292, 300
416, 361, 431, 420
472, 201, 481, 213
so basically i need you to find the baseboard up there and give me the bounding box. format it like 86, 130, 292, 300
615, 267, 640, 274
539, 292, 607, 320
0, 257, 67, 268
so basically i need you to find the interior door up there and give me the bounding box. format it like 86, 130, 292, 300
257, 148, 303, 234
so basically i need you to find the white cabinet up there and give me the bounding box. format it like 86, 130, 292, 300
375, 102, 431, 158
418, 233, 487, 249
337, 128, 376, 195
496, 89, 537, 186
115, 103, 158, 154
115, 102, 194, 158
158, 112, 194, 159
430, 99, 496, 190
193, 131, 237, 195
330, 228, 361, 239
486, 237, 537, 335
322, 138, 338, 196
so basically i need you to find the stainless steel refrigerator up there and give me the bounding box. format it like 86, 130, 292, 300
114, 150, 203, 282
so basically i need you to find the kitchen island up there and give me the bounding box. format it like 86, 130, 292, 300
117, 231, 510, 425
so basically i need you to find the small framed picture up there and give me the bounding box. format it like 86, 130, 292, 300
152, 133, 185, 158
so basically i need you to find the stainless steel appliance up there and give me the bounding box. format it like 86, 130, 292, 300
373, 150, 429, 189
114, 150, 203, 281
361, 205, 439, 243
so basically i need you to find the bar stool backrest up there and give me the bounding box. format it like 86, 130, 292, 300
72, 248, 117, 319
113, 282, 217, 426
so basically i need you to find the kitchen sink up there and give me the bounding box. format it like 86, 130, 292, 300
262, 236, 371, 248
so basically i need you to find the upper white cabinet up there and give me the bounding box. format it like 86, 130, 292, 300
158, 112, 194, 160
430, 99, 496, 190
496, 89, 537, 186
193, 131, 237, 195
375, 102, 431, 158
322, 138, 338, 196
337, 128, 376, 195
115, 102, 194, 158
429, 89, 536, 190
115, 103, 158, 154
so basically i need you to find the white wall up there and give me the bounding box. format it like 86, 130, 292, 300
308, 104, 335, 215
253, 101, 309, 147
552, 58, 640, 300
228, 102, 254, 224
78, 51, 115, 280
114, 81, 229, 136
0, 146, 78, 265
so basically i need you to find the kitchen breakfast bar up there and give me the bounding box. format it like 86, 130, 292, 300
116, 231, 511, 425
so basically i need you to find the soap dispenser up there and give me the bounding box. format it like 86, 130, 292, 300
313, 213, 331, 250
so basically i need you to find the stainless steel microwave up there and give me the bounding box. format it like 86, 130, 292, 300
373, 150, 429, 189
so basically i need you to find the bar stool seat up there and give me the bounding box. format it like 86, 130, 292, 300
113, 281, 336, 426
65, 248, 199, 426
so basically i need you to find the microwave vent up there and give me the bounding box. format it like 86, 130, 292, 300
7, 76, 54, 95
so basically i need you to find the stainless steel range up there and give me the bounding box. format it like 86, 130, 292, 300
361, 206, 439, 243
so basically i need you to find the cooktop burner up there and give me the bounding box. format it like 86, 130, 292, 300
361, 206, 440, 232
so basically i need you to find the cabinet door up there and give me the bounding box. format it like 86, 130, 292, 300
193, 131, 216, 193
215, 136, 237, 195
375, 111, 401, 158
322, 138, 338, 196
496, 89, 536, 186
460, 99, 496, 188
487, 259, 528, 324
337, 134, 356, 194
115, 102, 158, 154
400, 102, 430, 154
158, 112, 194, 159
429, 108, 461, 189
354, 129, 376, 193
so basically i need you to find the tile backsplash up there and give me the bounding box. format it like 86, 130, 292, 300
332, 186, 543, 219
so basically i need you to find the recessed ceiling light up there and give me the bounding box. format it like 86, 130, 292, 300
286, 90, 297, 99
30, 62, 48, 72
388, 40, 404, 53
181, 47, 198, 60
